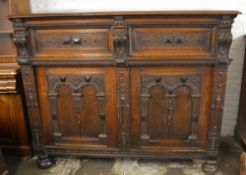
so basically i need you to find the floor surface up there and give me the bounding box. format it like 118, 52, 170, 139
3, 137, 243, 175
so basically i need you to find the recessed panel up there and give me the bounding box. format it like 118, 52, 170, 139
130, 27, 215, 59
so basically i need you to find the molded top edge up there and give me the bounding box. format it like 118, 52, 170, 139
8, 10, 241, 19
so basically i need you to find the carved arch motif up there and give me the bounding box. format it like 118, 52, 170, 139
140, 74, 201, 142
47, 75, 107, 142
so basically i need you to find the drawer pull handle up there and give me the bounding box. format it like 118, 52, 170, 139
62, 37, 71, 46
176, 39, 184, 44
160, 36, 186, 46
72, 37, 82, 45
62, 37, 82, 47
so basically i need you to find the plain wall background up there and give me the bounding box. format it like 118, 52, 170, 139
30, 0, 246, 136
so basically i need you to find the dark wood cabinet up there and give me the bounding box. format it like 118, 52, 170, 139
9, 11, 238, 174
236, 36, 246, 146
0, 0, 31, 156
0, 66, 31, 156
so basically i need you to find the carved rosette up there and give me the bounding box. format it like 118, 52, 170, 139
47, 75, 107, 142
112, 16, 128, 65
207, 67, 227, 157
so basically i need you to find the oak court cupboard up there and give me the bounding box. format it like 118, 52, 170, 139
8, 3, 239, 174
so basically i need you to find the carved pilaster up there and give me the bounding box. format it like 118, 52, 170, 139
116, 67, 130, 151
12, 19, 53, 168
21, 66, 42, 145
112, 16, 130, 151
207, 16, 233, 157
205, 67, 227, 175
21, 66, 54, 169
12, 21, 41, 144
12, 20, 42, 145
207, 67, 227, 157
112, 16, 128, 65
203, 16, 234, 175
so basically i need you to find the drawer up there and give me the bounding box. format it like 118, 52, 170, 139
129, 27, 216, 59
32, 28, 113, 59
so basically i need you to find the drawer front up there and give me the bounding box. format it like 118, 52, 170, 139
130, 27, 215, 59
32, 28, 113, 59
32, 27, 215, 61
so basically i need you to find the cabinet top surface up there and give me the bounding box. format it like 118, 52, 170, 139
8, 10, 240, 19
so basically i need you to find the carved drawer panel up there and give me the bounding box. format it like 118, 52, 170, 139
130, 27, 215, 59
33, 28, 113, 59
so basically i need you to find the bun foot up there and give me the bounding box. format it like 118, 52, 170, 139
202, 160, 218, 175
36, 156, 55, 169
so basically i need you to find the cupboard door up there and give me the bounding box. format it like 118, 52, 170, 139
36, 67, 118, 150
130, 67, 212, 152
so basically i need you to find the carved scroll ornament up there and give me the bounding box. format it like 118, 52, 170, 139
112, 16, 128, 65
216, 30, 232, 65
11, 30, 31, 64
216, 15, 235, 65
